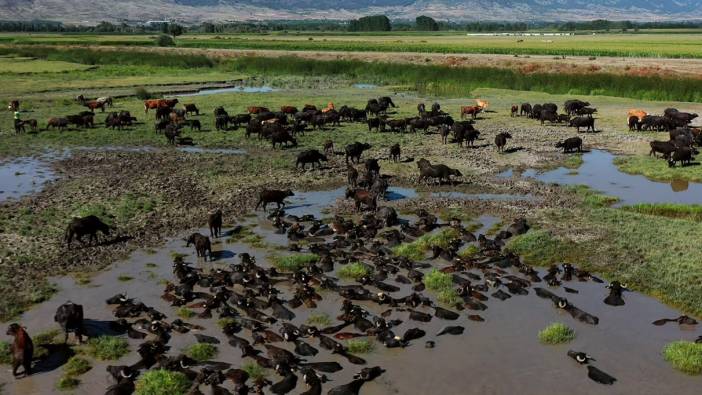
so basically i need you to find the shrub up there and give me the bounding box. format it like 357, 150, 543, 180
538, 323, 576, 345
136, 369, 191, 395
63, 356, 92, 376
84, 336, 129, 360
184, 343, 218, 362
0, 341, 11, 364
663, 341, 702, 375
156, 34, 175, 47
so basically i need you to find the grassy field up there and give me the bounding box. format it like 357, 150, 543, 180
4, 32, 702, 58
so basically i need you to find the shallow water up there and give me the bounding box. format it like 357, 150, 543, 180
353, 83, 379, 89
1, 187, 699, 394
177, 86, 277, 96
0, 156, 56, 202
522, 150, 702, 206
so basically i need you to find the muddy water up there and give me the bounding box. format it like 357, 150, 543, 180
1, 188, 699, 394
352, 84, 379, 89
177, 86, 277, 97
521, 150, 702, 206
0, 156, 56, 202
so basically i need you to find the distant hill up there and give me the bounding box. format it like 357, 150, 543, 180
1, 0, 702, 23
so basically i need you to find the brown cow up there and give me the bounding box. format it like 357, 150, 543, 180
280, 106, 299, 114
510, 105, 518, 117
461, 106, 482, 119
345, 188, 377, 211
144, 99, 178, 113
84, 100, 106, 113
627, 109, 648, 122
6, 323, 33, 377
247, 106, 270, 114
476, 99, 489, 109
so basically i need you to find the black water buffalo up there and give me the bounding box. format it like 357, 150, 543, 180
383, 119, 407, 133
365, 158, 380, 176
564, 99, 589, 115
649, 140, 677, 159
417, 159, 462, 184
628, 116, 641, 131
540, 110, 558, 125
345, 188, 377, 211
542, 103, 558, 114
256, 189, 294, 211
187, 233, 212, 261
556, 137, 582, 153
389, 144, 401, 162
569, 116, 595, 133
54, 302, 85, 344
229, 113, 251, 128
208, 209, 222, 238
520, 103, 532, 116
408, 118, 430, 134
530, 104, 543, 119
345, 142, 372, 164
271, 129, 298, 149
296, 150, 327, 169
641, 115, 672, 132
669, 147, 693, 167
65, 215, 110, 248
245, 119, 262, 137
367, 118, 382, 132
495, 132, 512, 152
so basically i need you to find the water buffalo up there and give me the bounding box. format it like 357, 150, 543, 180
570, 116, 595, 133
417, 159, 462, 184
495, 132, 512, 152
65, 215, 111, 248
271, 129, 298, 149
520, 103, 532, 116
47, 117, 69, 131
510, 105, 518, 117
6, 323, 33, 377
296, 150, 327, 169
184, 104, 199, 116
628, 116, 641, 131
564, 99, 589, 115
54, 302, 85, 344
345, 142, 372, 164
649, 140, 677, 159
408, 118, 430, 134
208, 209, 222, 238
556, 137, 582, 153
187, 233, 212, 261
460, 106, 482, 120
669, 147, 693, 167
347, 165, 359, 188
383, 119, 407, 133
256, 189, 294, 211
345, 189, 377, 211
367, 118, 382, 132
390, 144, 401, 162
542, 103, 558, 114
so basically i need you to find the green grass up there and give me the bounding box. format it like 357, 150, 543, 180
506, 229, 585, 266
184, 343, 218, 362
56, 376, 80, 391
394, 228, 461, 261
563, 154, 584, 169
83, 336, 129, 360
135, 369, 192, 395
663, 341, 702, 375
271, 253, 319, 272
117, 275, 134, 282
0, 341, 11, 364
437, 288, 461, 305
616, 156, 702, 183
458, 245, 479, 259
306, 313, 332, 327
227, 226, 267, 248
538, 323, 576, 344
176, 307, 196, 319
63, 356, 92, 376
424, 269, 453, 291
217, 317, 239, 329
242, 362, 269, 381
622, 203, 702, 221
566, 185, 619, 208
338, 262, 371, 280
346, 338, 375, 354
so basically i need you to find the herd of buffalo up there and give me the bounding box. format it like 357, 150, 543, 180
4, 92, 702, 393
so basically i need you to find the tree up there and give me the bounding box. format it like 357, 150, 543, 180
416, 16, 438, 31
166, 23, 184, 39
349, 15, 391, 32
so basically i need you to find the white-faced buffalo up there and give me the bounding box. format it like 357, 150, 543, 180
208, 209, 222, 238
65, 215, 111, 248
296, 150, 327, 169
569, 116, 595, 133
603, 281, 627, 306
6, 323, 33, 377
256, 189, 294, 211
54, 301, 85, 343
345, 142, 372, 164
556, 137, 582, 153
417, 158, 462, 184
389, 144, 400, 162
345, 188, 377, 211
668, 146, 693, 167
495, 132, 512, 152
187, 233, 212, 261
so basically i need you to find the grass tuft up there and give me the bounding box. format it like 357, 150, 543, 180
338, 262, 371, 280
217, 317, 239, 329
306, 313, 332, 327
538, 323, 576, 345
242, 362, 269, 381
393, 228, 460, 261
176, 307, 196, 319
271, 253, 319, 272
622, 203, 702, 221
83, 336, 129, 360
663, 341, 702, 375
135, 369, 191, 395
424, 269, 453, 291
57, 376, 80, 391
346, 338, 375, 354
63, 356, 92, 376
184, 343, 218, 362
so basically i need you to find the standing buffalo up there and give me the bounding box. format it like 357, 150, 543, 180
54, 302, 85, 344
569, 117, 595, 133
256, 190, 294, 211
65, 216, 111, 248
495, 132, 512, 152
345, 142, 372, 164
187, 233, 212, 261
208, 209, 222, 238
296, 150, 327, 169
556, 137, 583, 153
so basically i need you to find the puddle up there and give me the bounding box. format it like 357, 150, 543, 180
176, 147, 246, 155
431, 191, 535, 201
524, 150, 702, 206
352, 83, 379, 89
0, 156, 57, 202
177, 86, 277, 96
1, 187, 699, 395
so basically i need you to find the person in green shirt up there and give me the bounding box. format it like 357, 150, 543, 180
14, 111, 24, 133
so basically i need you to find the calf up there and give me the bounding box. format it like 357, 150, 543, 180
569, 116, 595, 133
347, 165, 358, 188
323, 140, 334, 155
65, 215, 111, 248
389, 144, 401, 162
187, 233, 212, 261
186, 119, 201, 132
345, 142, 372, 164
208, 209, 222, 238
495, 132, 512, 152
555, 137, 582, 153
256, 190, 294, 211
439, 125, 450, 144
296, 150, 327, 169
628, 116, 641, 131
6, 324, 33, 377
669, 147, 693, 167
345, 189, 377, 211
510, 105, 518, 117
54, 302, 85, 344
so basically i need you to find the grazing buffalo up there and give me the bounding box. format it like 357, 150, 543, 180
494, 132, 512, 152
208, 209, 222, 238
520, 103, 532, 116
417, 159, 462, 184
542, 103, 557, 114
187, 233, 212, 261
144, 99, 178, 113
627, 109, 647, 122
345, 189, 377, 211
54, 302, 85, 344
390, 144, 401, 162
47, 117, 69, 131
184, 104, 199, 116
556, 137, 582, 153
296, 150, 327, 169
6, 323, 33, 377
345, 142, 372, 164
247, 106, 270, 114
65, 215, 111, 248
256, 190, 294, 211
649, 140, 677, 159
564, 100, 589, 115
229, 114, 251, 129
669, 147, 693, 167
271, 129, 298, 149
530, 104, 543, 119
164, 125, 181, 145
460, 106, 482, 120
383, 119, 407, 133
280, 106, 299, 115
408, 118, 430, 134
569, 116, 595, 133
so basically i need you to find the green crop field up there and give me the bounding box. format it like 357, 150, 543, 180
3, 32, 702, 58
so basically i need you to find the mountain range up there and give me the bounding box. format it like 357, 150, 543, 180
1, 0, 701, 23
